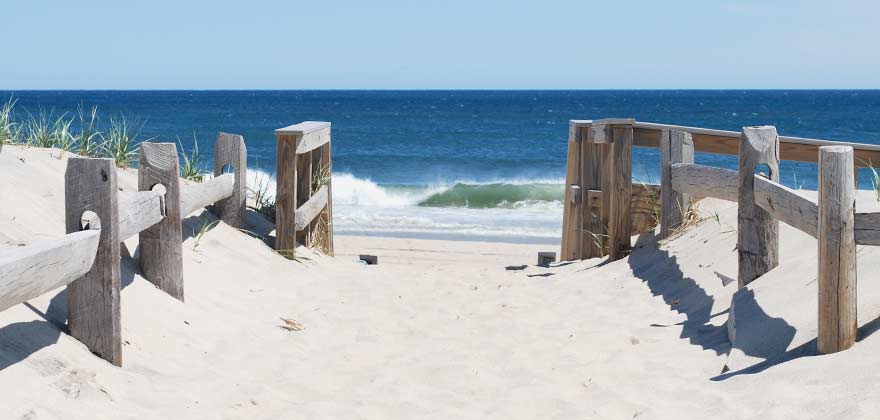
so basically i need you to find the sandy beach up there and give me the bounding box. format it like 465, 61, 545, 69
3, 145, 880, 419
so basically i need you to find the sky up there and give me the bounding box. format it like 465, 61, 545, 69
1, 0, 878, 89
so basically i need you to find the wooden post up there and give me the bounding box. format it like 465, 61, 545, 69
660, 130, 694, 237
64, 157, 122, 366
321, 137, 334, 255
604, 121, 634, 261
560, 121, 583, 260
561, 120, 608, 260
818, 145, 857, 354
213, 132, 247, 228
295, 151, 313, 246
138, 142, 184, 301
737, 126, 780, 287
275, 132, 299, 255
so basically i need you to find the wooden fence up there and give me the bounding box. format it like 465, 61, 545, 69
561, 118, 880, 354
275, 121, 334, 257
0, 121, 335, 366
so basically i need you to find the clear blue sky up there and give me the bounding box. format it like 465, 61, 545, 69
2, 0, 877, 89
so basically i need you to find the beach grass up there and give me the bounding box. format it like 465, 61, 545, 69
179, 133, 205, 182
104, 114, 145, 168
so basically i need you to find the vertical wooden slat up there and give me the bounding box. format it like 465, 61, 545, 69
321, 138, 334, 255
213, 132, 247, 228
295, 150, 313, 246
138, 142, 184, 301
606, 124, 633, 261
660, 130, 694, 237
561, 122, 582, 260
818, 145, 857, 354
65, 157, 122, 366
275, 133, 299, 255
737, 126, 780, 287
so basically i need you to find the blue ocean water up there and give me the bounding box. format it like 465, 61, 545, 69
4, 90, 880, 243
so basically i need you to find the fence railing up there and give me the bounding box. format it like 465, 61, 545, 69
562, 118, 880, 355
274, 121, 334, 257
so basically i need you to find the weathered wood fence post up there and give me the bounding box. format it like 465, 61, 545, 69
138, 142, 184, 301
562, 120, 606, 260
737, 126, 780, 287
64, 157, 122, 366
818, 145, 857, 354
213, 132, 247, 228
274, 121, 333, 257
602, 119, 634, 261
660, 130, 694, 237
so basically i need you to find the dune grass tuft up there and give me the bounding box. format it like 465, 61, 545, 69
179, 132, 206, 182
104, 114, 146, 168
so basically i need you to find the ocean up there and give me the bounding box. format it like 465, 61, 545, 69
4, 90, 880, 244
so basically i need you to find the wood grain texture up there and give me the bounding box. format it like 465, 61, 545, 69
295, 185, 328, 230
179, 173, 235, 217
0, 230, 100, 312
295, 150, 313, 245
321, 139, 335, 255
64, 157, 122, 366
582, 141, 605, 258
817, 145, 857, 354
660, 130, 694, 237
753, 177, 818, 238
854, 212, 880, 245
560, 123, 582, 260
295, 127, 331, 154
737, 126, 780, 287
275, 121, 330, 136
670, 163, 738, 202
275, 133, 299, 254
138, 142, 184, 301
118, 185, 166, 241
631, 183, 660, 236
213, 132, 247, 228
606, 125, 633, 261
632, 121, 880, 167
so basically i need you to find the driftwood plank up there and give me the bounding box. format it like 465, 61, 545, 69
0, 230, 100, 312
670, 163, 738, 202
560, 122, 582, 260
660, 130, 694, 237
138, 142, 184, 301
275, 132, 299, 253
605, 124, 633, 261
753, 177, 818, 238
64, 157, 122, 366
817, 146, 857, 354
213, 133, 247, 228
179, 173, 235, 217
295, 185, 328, 231
118, 185, 166, 241
854, 212, 880, 245
737, 126, 780, 287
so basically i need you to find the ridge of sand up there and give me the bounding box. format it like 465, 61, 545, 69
2, 145, 880, 419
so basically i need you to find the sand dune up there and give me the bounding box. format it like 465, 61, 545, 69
2, 145, 880, 419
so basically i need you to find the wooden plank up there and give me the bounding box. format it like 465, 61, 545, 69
322, 140, 335, 255
118, 185, 166, 241
606, 124, 633, 260
854, 212, 880, 245
275, 132, 299, 255
64, 157, 122, 366
670, 163, 738, 202
138, 142, 184, 301
633, 122, 880, 167
275, 121, 331, 136
0, 230, 100, 312
660, 130, 694, 237
295, 150, 313, 245
179, 173, 235, 217
560, 123, 582, 260
295, 127, 331, 154
738, 126, 780, 287
213, 132, 247, 228
753, 177, 818, 238
817, 145, 857, 354
631, 183, 660, 236
581, 140, 605, 258
295, 185, 328, 231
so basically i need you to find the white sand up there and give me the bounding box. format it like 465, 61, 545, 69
3, 145, 880, 419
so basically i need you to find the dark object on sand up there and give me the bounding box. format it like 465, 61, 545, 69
537, 252, 556, 267
359, 255, 378, 265
505, 265, 527, 271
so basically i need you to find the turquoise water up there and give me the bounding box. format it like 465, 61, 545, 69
4, 90, 880, 243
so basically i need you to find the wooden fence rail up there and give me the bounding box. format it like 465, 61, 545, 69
275, 121, 334, 257
562, 118, 880, 355
0, 132, 248, 366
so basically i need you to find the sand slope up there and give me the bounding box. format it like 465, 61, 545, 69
2, 145, 880, 419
